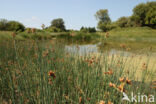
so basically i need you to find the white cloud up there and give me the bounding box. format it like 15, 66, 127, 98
23, 16, 43, 29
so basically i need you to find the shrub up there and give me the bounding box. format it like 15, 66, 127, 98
50, 18, 66, 31
80, 27, 96, 33
46, 26, 62, 32
7, 21, 25, 32
0, 19, 8, 31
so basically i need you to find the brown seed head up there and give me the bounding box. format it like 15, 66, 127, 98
126, 77, 132, 85
119, 77, 125, 82
99, 100, 105, 104
48, 70, 56, 79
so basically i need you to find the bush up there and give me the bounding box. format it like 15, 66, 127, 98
132, 1, 156, 28
80, 27, 96, 33
46, 26, 62, 32
0, 19, 25, 32
7, 21, 25, 32
0, 19, 8, 31
115, 17, 129, 28
97, 22, 113, 32
50, 18, 66, 31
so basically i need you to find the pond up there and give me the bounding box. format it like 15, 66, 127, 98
65, 42, 156, 56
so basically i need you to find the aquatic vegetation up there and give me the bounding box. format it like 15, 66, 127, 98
0, 39, 155, 104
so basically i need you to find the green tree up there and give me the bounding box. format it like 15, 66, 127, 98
132, 1, 156, 28
95, 9, 111, 32
51, 18, 66, 31
46, 26, 61, 32
7, 21, 25, 32
41, 24, 45, 30
80, 26, 96, 33
144, 2, 156, 28
116, 17, 129, 28
0, 19, 8, 31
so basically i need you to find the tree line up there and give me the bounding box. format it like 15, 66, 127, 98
0, 1, 155, 32
95, 1, 156, 32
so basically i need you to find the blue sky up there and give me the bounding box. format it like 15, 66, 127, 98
0, 0, 154, 30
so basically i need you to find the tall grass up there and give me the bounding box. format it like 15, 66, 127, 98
0, 39, 155, 104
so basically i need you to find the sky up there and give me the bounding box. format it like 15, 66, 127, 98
0, 0, 154, 30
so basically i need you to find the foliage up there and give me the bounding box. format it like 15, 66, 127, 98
7, 21, 25, 32
46, 26, 62, 32
95, 9, 111, 32
0, 19, 25, 32
0, 19, 8, 31
41, 24, 45, 30
97, 21, 116, 32
95, 9, 111, 24
132, 1, 156, 28
51, 18, 66, 31
80, 26, 96, 33
115, 17, 130, 28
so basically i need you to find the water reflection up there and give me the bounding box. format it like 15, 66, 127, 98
65, 44, 98, 55
65, 43, 133, 56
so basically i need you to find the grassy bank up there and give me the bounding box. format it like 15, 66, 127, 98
98, 27, 156, 52
100, 27, 156, 43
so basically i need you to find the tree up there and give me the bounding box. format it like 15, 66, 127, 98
132, 1, 156, 28
41, 24, 45, 30
7, 21, 25, 32
116, 17, 129, 28
132, 3, 147, 26
0, 19, 8, 31
46, 26, 61, 32
95, 9, 111, 31
97, 21, 111, 32
95, 9, 111, 24
144, 2, 156, 28
80, 26, 96, 33
0, 19, 25, 31
51, 18, 66, 31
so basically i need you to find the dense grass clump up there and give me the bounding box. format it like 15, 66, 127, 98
0, 39, 155, 104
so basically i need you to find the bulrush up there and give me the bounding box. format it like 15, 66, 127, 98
98, 100, 105, 104
42, 50, 49, 57
119, 77, 125, 82
120, 44, 126, 49
12, 32, 16, 38
105, 32, 109, 38
79, 97, 82, 104
142, 62, 147, 70
109, 82, 113, 87
109, 82, 116, 88
118, 83, 126, 92
104, 69, 113, 75
48, 70, 56, 79
126, 47, 131, 51
108, 101, 113, 104
126, 77, 132, 85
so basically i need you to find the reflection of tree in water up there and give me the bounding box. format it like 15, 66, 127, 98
97, 41, 156, 54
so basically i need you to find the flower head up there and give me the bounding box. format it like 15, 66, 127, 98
126, 77, 132, 85
99, 100, 105, 104
119, 77, 125, 82
48, 70, 56, 79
